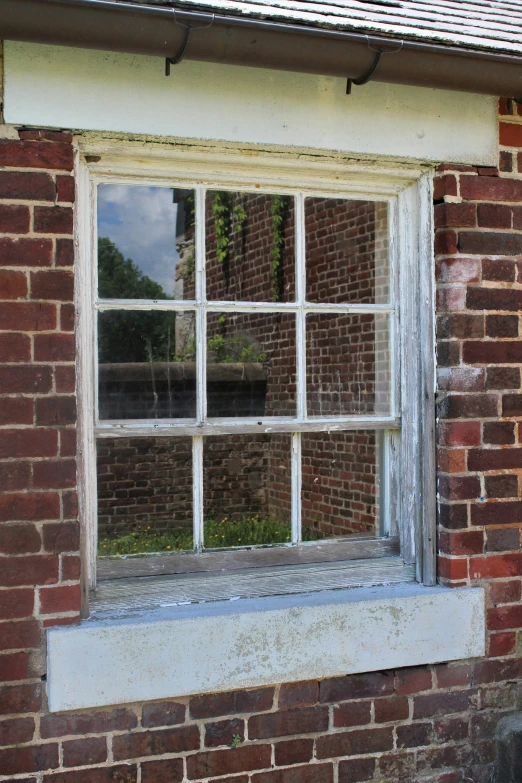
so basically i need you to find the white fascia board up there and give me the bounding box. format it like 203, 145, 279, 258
4, 42, 498, 167
47, 584, 485, 712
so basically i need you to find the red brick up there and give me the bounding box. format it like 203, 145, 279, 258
437, 285, 467, 312
0, 365, 52, 393
482, 259, 515, 282
437, 367, 484, 393
0, 588, 34, 620
485, 475, 518, 499
34, 334, 75, 362
41, 708, 138, 738
470, 552, 522, 578
439, 394, 498, 419
60, 428, 77, 457
249, 707, 328, 739
56, 238, 74, 266
0, 171, 55, 201
468, 447, 522, 471
434, 229, 457, 255
60, 303, 75, 332
438, 530, 483, 556
319, 671, 393, 703
413, 689, 476, 719
374, 696, 409, 723
418, 743, 473, 774
436, 257, 479, 283
437, 313, 484, 339
274, 738, 314, 766
396, 722, 432, 748
0, 270, 28, 299
434, 716, 469, 743
141, 758, 184, 783
0, 716, 34, 746
56, 175, 75, 203
395, 666, 432, 695
187, 745, 272, 779
435, 663, 473, 688
0, 492, 60, 522
433, 174, 457, 201
439, 421, 481, 447
437, 555, 468, 581
316, 727, 393, 759
34, 206, 73, 234
471, 502, 522, 527
113, 725, 200, 760
437, 340, 460, 367
45, 765, 138, 783
486, 526, 520, 551
0, 397, 33, 425
488, 631, 516, 657
338, 758, 375, 783
205, 718, 244, 748
434, 202, 476, 228
474, 658, 522, 684
465, 341, 522, 364
499, 151, 513, 172
0, 524, 41, 554
252, 765, 334, 783
36, 396, 76, 425
0, 333, 31, 363
488, 604, 522, 630
438, 476, 480, 501
0, 683, 42, 714
0, 428, 57, 459
0, 140, 73, 170
0, 204, 30, 233
438, 503, 468, 530
0, 302, 55, 331
437, 448, 466, 474
63, 736, 107, 767
18, 130, 73, 142
332, 701, 371, 728
31, 270, 74, 302
0, 742, 59, 774
486, 314, 519, 339
477, 204, 512, 228
461, 230, 522, 254
487, 367, 520, 390
62, 556, 80, 580
499, 121, 522, 146
0, 237, 53, 267
40, 584, 81, 614
460, 174, 522, 201
488, 579, 521, 604
60, 489, 76, 519
468, 287, 522, 311
503, 394, 522, 416
278, 680, 318, 710
33, 459, 76, 489
56, 365, 76, 392
0, 555, 58, 587
0, 651, 30, 681
42, 522, 80, 554
190, 687, 274, 719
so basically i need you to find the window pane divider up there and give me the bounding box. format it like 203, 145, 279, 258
95, 299, 394, 315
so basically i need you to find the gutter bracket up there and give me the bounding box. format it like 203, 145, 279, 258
347, 39, 403, 95
166, 10, 215, 76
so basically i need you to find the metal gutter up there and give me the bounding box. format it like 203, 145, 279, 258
1, 0, 522, 95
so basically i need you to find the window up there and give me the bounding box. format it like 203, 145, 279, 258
75, 145, 436, 614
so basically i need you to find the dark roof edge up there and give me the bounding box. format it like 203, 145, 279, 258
1, 0, 522, 96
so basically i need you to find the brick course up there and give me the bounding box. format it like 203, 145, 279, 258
0, 103, 521, 782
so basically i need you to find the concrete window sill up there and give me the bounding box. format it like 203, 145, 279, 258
47, 583, 485, 712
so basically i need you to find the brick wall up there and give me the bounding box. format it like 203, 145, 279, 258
1, 102, 522, 782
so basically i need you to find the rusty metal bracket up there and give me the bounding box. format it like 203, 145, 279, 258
166, 10, 215, 76
346, 38, 403, 94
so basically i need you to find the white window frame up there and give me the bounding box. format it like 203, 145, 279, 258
74, 139, 436, 615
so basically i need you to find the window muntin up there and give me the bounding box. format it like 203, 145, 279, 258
95, 184, 397, 563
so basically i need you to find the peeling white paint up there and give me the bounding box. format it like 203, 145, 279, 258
3, 42, 497, 166
47, 584, 485, 712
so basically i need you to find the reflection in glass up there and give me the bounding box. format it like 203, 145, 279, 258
206, 312, 296, 417
306, 313, 391, 417
97, 185, 195, 300
305, 198, 389, 304
206, 191, 295, 302
203, 434, 291, 548
98, 310, 196, 420
302, 431, 380, 540
97, 437, 193, 556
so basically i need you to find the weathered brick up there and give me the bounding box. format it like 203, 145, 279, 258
34, 206, 73, 234
438, 394, 498, 419
319, 672, 393, 703
278, 680, 318, 710
477, 204, 512, 228
0, 204, 30, 233
468, 447, 522, 471
499, 121, 522, 146
374, 696, 409, 723
435, 229, 457, 255
0, 651, 30, 681
395, 666, 433, 695
465, 341, 522, 364
0, 683, 42, 715
0, 365, 52, 394
0, 716, 34, 746
488, 604, 522, 630
0, 333, 31, 363
0, 397, 33, 425
438, 476, 480, 501
31, 270, 74, 301
0, 588, 34, 620
338, 758, 376, 783
0, 237, 53, 267
485, 474, 518, 498
274, 738, 314, 766
249, 706, 328, 739
436, 257, 479, 283
486, 366, 520, 390
435, 716, 469, 743
56, 238, 74, 266
0, 742, 59, 774
0, 270, 28, 299
141, 758, 184, 783
205, 718, 244, 748
437, 367, 484, 393
471, 502, 522, 527
251, 765, 334, 783
56, 175, 75, 203
438, 555, 468, 581
499, 151, 513, 172
0, 492, 60, 522
332, 700, 371, 728
187, 744, 272, 779
34, 334, 75, 362
0, 140, 73, 170
488, 579, 521, 604
41, 708, 138, 738
190, 687, 274, 719
0, 302, 55, 331
0, 555, 59, 587
413, 690, 475, 719
39, 585, 81, 614
0, 524, 41, 555
486, 526, 521, 551
113, 725, 200, 760
433, 174, 457, 201
460, 174, 522, 201
62, 737, 107, 767
467, 287, 522, 311
316, 727, 393, 759
435, 663, 473, 688
60, 303, 75, 332
55, 365, 76, 392
438, 530, 484, 556
439, 421, 481, 447
396, 722, 432, 748
0, 171, 56, 201
438, 503, 469, 530
434, 202, 476, 228
471, 552, 522, 578
488, 631, 516, 657
486, 314, 518, 337
45, 765, 138, 783
36, 396, 76, 425
503, 394, 522, 415
437, 313, 483, 339
33, 459, 76, 490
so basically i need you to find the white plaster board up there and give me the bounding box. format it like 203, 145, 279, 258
47, 584, 485, 712
4, 41, 497, 166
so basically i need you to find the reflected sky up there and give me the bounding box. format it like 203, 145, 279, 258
97, 184, 179, 297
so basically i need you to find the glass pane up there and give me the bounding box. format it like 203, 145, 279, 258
306, 313, 391, 417
98, 310, 196, 420
97, 437, 193, 556
302, 431, 381, 540
305, 198, 389, 304
207, 312, 296, 417
206, 191, 295, 302
97, 185, 195, 300
203, 434, 292, 548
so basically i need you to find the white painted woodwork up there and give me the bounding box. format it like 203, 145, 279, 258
3, 42, 497, 166
47, 584, 485, 712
